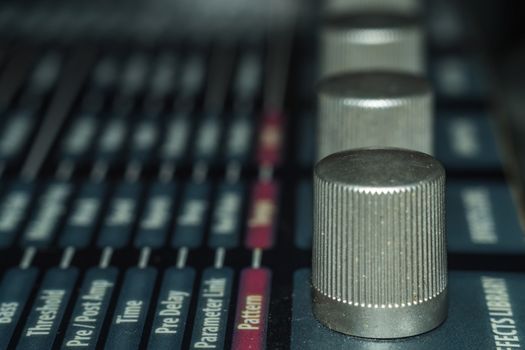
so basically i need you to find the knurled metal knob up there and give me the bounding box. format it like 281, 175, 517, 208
317, 71, 433, 160
323, 0, 421, 16
320, 13, 424, 77
312, 148, 447, 338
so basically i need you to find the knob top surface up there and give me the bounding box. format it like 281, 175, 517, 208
315, 148, 444, 191
318, 71, 430, 102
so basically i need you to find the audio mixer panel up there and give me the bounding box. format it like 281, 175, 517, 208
0, 0, 523, 349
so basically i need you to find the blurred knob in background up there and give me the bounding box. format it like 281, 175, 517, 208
316, 71, 433, 160
320, 13, 424, 78
323, 0, 421, 16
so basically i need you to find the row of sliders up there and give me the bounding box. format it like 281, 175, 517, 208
311, 0, 447, 339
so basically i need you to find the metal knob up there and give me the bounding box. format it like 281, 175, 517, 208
323, 0, 421, 16
312, 148, 447, 338
317, 71, 433, 160
320, 13, 424, 77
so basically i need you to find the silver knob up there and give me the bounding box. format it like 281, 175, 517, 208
323, 0, 421, 16
317, 71, 433, 160
312, 148, 447, 338
320, 13, 424, 77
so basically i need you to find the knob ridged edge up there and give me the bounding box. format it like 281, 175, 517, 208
312, 148, 447, 338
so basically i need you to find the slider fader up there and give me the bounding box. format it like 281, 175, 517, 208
0, 0, 523, 349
